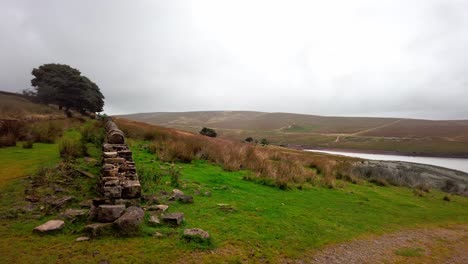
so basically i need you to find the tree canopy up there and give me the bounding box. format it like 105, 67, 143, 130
28, 63, 104, 114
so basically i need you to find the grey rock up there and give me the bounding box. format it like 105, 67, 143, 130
179, 195, 193, 203
171, 189, 184, 200
114, 206, 145, 235
103, 151, 118, 158
148, 212, 160, 226
97, 204, 125, 222
33, 220, 64, 233
62, 209, 88, 220
103, 185, 122, 199
75, 236, 90, 242
122, 180, 141, 199
50, 196, 74, 208
183, 228, 210, 240
145, 204, 169, 213
162, 212, 184, 226
84, 223, 113, 237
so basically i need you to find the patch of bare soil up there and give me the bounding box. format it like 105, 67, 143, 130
302, 225, 468, 264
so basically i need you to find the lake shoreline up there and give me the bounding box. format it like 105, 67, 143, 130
286, 145, 468, 159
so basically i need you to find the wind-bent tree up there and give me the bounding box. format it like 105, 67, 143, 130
28, 63, 104, 115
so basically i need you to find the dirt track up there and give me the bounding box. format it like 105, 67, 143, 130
306, 225, 468, 264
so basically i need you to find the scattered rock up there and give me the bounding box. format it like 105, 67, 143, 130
153, 232, 164, 238
141, 194, 159, 204
194, 189, 201, 195
179, 195, 194, 204
79, 199, 93, 208
148, 212, 161, 226
171, 189, 184, 200
84, 223, 113, 237
145, 204, 169, 214
33, 220, 65, 233
183, 228, 210, 240
114, 206, 145, 235
217, 204, 235, 212
49, 196, 74, 209
162, 212, 184, 226
25, 195, 40, 203
97, 204, 125, 222
204, 191, 211, 197
62, 208, 88, 220
75, 236, 90, 242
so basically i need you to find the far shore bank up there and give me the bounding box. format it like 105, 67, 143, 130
286, 145, 468, 159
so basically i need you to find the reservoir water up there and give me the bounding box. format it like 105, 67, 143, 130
305, 149, 468, 173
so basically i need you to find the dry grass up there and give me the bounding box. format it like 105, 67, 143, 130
115, 118, 352, 189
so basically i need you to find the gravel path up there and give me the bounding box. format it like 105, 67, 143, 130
308, 225, 468, 264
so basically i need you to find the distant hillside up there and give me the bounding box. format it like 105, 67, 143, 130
0, 91, 64, 120
120, 111, 468, 139
120, 111, 468, 157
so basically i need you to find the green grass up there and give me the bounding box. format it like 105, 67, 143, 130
0, 143, 60, 187
1, 134, 467, 263
394, 247, 425, 257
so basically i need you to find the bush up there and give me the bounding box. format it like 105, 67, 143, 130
245, 137, 253, 143
199, 127, 217, 137
59, 138, 86, 160
80, 121, 104, 146
22, 140, 34, 149
0, 133, 16, 147
260, 138, 269, 146
30, 121, 62, 143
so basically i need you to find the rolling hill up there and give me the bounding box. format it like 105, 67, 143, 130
120, 111, 468, 156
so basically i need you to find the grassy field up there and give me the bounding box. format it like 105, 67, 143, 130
0, 93, 64, 119
1, 127, 467, 263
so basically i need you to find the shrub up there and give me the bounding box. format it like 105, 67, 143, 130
260, 138, 269, 145
59, 138, 86, 160
245, 137, 253, 143
199, 127, 217, 137
0, 133, 16, 147
80, 121, 104, 146
22, 140, 34, 149
169, 163, 182, 187
30, 121, 63, 143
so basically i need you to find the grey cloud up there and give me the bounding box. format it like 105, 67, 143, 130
0, 0, 467, 119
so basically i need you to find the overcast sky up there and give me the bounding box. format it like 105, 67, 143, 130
1, 0, 467, 119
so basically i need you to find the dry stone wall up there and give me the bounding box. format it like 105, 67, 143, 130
94, 120, 142, 223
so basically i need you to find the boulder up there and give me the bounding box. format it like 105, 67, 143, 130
122, 180, 141, 199
97, 204, 125, 222
114, 206, 145, 235
79, 199, 93, 208
162, 212, 184, 226
84, 223, 113, 237
33, 220, 65, 233
183, 228, 210, 240
114, 198, 141, 207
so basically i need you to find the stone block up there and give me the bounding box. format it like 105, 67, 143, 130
103, 185, 122, 199
97, 204, 126, 222
33, 220, 65, 233
162, 212, 184, 226
122, 180, 141, 199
